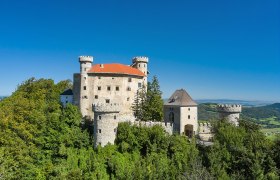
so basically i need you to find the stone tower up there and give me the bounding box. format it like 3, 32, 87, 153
131, 56, 148, 87
93, 103, 121, 147
217, 104, 242, 126
164, 89, 198, 137
79, 56, 93, 118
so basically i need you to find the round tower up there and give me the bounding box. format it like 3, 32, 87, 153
79, 56, 93, 74
78, 56, 93, 118
217, 104, 242, 126
93, 103, 121, 147
132, 56, 149, 87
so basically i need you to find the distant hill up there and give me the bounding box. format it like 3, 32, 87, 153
198, 103, 280, 130
195, 99, 276, 107
0, 96, 7, 101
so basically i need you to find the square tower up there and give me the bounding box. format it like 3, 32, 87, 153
164, 89, 198, 137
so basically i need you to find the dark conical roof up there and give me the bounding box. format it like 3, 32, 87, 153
165, 89, 197, 106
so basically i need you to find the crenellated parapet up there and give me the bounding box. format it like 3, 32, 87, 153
79, 55, 93, 63
198, 122, 214, 142
198, 122, 212, 134
132, 121, 173, 134
93, 103, 121, 113
217, 104, 242, 113
132, 56, 149, 63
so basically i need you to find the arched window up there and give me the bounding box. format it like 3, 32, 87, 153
169, 112, 174, 123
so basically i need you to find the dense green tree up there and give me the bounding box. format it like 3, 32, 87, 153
132, 76, 164, 121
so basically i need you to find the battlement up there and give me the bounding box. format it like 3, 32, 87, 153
132, 120, 173, 134
79, 56, 93, 63
93, 103, 121, 113
217, 104, 242, 113
199, 122, 212, 127
132, 56, 149, 63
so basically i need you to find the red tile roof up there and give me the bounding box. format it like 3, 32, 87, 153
88, 64, 145, 77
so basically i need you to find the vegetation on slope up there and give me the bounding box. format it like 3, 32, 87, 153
0, 78, 280, 179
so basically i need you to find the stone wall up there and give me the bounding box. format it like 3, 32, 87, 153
132, 120, 173, 135
217, 104, 242, 126
198, 122, 213, 141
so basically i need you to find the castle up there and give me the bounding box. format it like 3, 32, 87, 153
60, 56, 242, 147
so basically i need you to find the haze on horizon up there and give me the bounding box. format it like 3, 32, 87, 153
0, 0, 279, 101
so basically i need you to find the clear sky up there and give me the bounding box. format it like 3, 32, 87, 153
0, 0, 279, 101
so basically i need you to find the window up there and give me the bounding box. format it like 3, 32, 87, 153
66, 101, 68, 104
107, 86, 111, 91
188, 115, 191, 119
98, 77, 101, 79
98, 86, 101, 90
95, 95, 98, 99
169, 112, 175, 123
114, 128, 117, 133
98, 116, 101, 120
84, 77, 86, 80
114, 115, 117, 120
170, 107, 174, 111
138, 83, 142, 88
112, 77, 115, 79
188, 108, 190, 111
128, 78, 132, 82
127, 87, 131, 91
66, 96, 68, 99
138, 64, 140, 67
83, 96, 88, 99
106, 99, 110, 103
127, 97, 130, 101
116, 86, 119, 91
83, 86, 86, 90
84, 68, 86, 71
144, 64, 146, 67
99, 142, 101, 145
98, 129, 101, 133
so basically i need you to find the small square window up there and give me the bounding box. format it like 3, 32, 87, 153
114, 115, 117, 120
114, 128, 117, 133
188, 115, 190, 119
106, 99, 110, 103
112, 77, 115, 79
98, 77, 101, 79
95, 95, 98, 99
66, 101, 68, 103
128, 78, 132, 82
138, 83, 142, 88
116, 86, 119, 91
127, 87, 131, 91
83, 96, 88, 99
127, 97, 130, 101
84, 68, 86, 71
98, 86, 101, 90
98, 116, 101, 120
107, 86, 111, 91
83, 86, 86, 90
84, 77, 86, 80
188, 108, 190, 111
98, 129, 101, 133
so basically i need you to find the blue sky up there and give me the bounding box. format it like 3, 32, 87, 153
0, 0, 279, 101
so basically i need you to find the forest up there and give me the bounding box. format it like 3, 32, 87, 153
0, 78, 280, 179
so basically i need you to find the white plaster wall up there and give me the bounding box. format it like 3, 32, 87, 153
60, 95, 73, 107
180, 106, 198, 135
